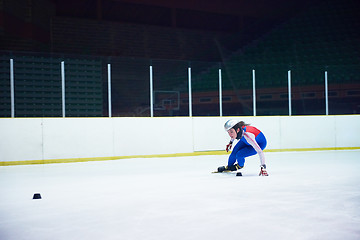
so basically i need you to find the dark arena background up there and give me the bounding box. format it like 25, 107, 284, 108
1, 2, 360, 240
0, 0, 359, 117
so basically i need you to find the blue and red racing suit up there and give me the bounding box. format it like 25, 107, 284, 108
228, 126, 267, 167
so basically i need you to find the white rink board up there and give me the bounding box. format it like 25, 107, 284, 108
42, 118, 114, 160
278, 116, 336, 149
112, 117, 194, 156
335, 115, 360, 148
0, 115, 359, 162
0, 118, 43, 161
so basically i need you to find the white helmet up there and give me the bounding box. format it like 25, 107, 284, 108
224, 119, 239, 131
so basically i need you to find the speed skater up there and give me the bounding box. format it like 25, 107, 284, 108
217, 119, 268, 176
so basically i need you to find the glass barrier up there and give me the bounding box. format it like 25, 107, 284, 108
151, 59, 189, 117
105, 57, 150, 117
191, 61, 220, 116
291, 65, 326, 115
0, 54, 11, 117
0, 51, 359, 117
253, 64, 289, 116
221, 62, 254, 116
327, 64, 360, 114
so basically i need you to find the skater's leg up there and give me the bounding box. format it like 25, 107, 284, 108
236, 145, 257, 167
228, 140, 247, 166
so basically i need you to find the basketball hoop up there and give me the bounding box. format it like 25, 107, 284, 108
153, 91, 180, 111
164, 102, 172, 112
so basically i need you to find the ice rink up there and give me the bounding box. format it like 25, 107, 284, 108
1, 150, 360, 240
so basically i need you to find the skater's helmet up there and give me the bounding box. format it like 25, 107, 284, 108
224, 119, 239, 131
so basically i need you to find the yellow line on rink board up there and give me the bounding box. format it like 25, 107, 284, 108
1, 147, 359, 166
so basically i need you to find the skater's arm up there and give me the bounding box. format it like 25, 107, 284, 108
226, 138, 235, 152
243, 132, 265, 166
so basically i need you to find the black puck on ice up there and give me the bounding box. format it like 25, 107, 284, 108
33, 193, 42, 199
236, 172, 242, 177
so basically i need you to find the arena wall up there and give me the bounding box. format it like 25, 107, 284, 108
0, 115, 359, 164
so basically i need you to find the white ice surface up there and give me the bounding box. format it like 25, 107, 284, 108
1, 150, 360, 240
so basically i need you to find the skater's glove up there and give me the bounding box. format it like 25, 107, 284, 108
259, 164, 268, 176
226, 142, 232, 152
